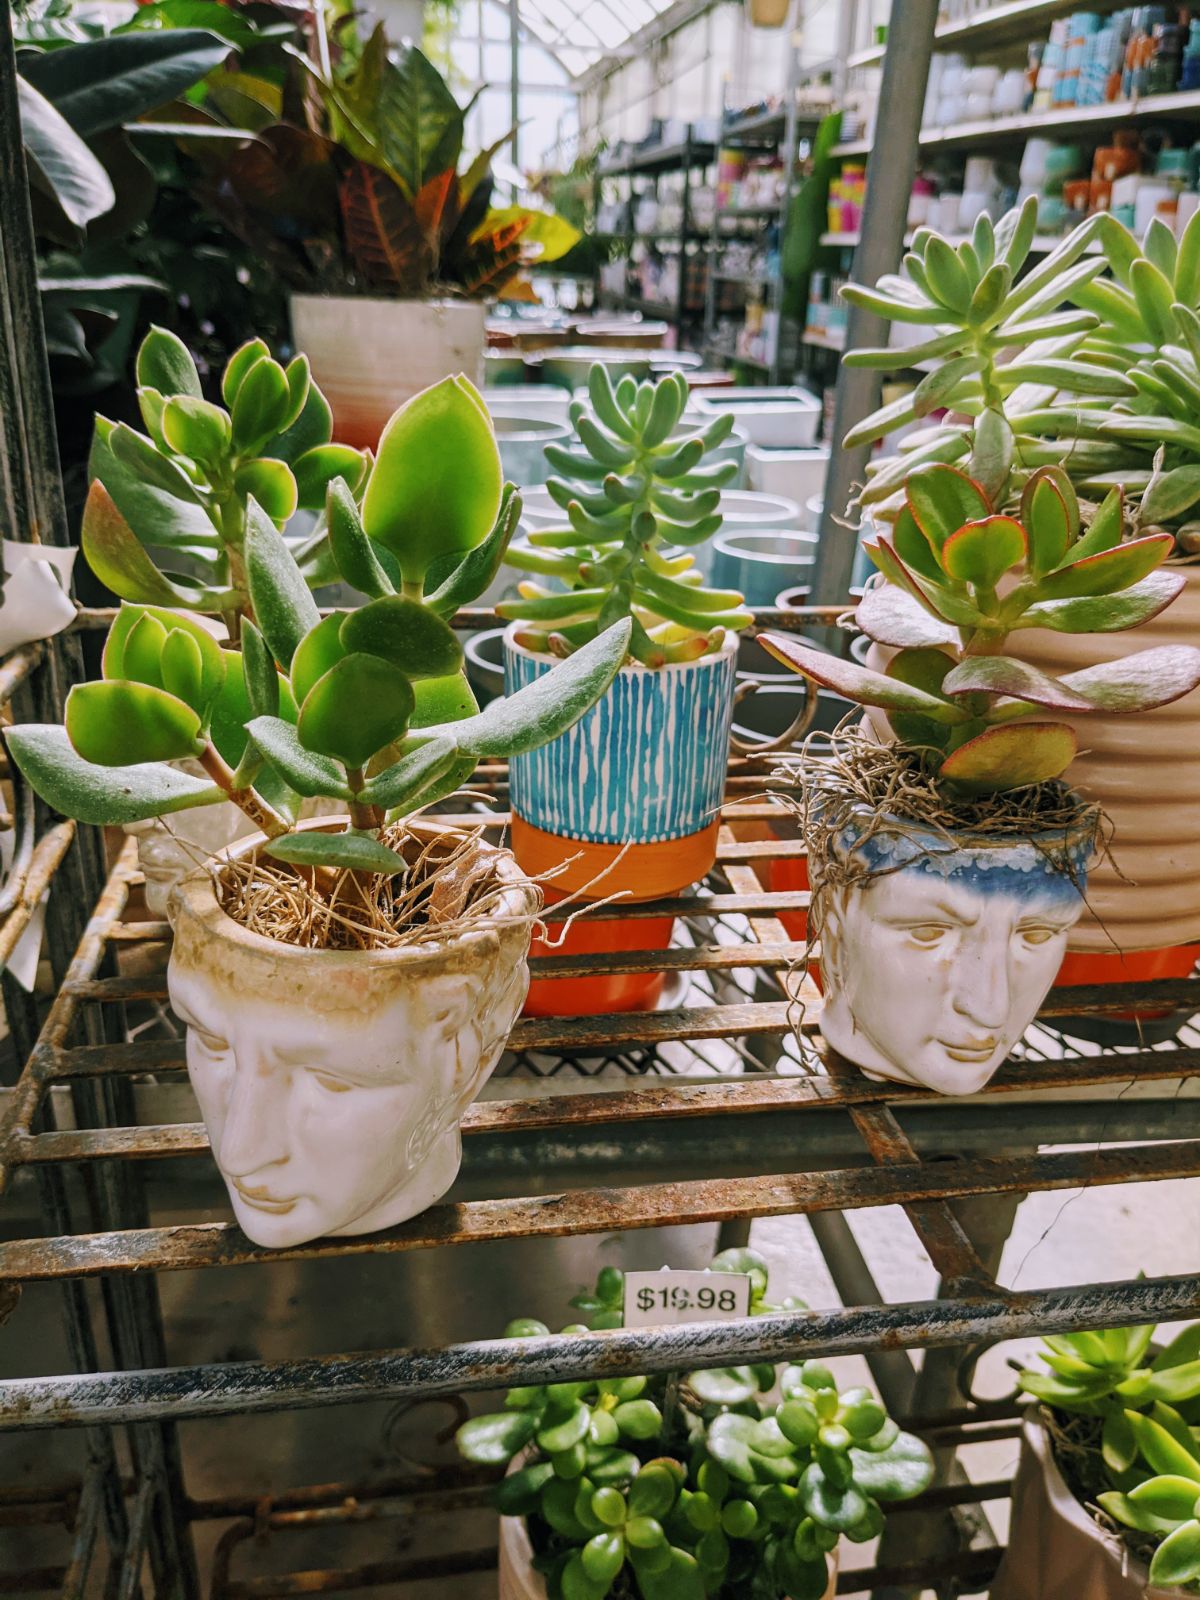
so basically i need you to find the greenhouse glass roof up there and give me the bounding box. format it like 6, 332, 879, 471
512, 0, 680, 76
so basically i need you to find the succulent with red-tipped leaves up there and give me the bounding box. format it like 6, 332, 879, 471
760, 463, 1200, 794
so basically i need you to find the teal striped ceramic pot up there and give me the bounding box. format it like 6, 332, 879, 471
503, 628, 738, 896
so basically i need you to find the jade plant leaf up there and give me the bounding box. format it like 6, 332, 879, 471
293, 445, 368, 512
941, 515, 1027, 586
290, 614, 349, 707
1058, 486, 1123, 565
886, 646, 957, 748
339, 594, 463, 680
947, 645, 1200, 714
80, 482, 206, 607
1130, 1414, 1200, 1482
245, 498, 321, 667
1034, 533, 1174, 600
358, 735, 459, 808
905, 464, 993, 555
264, 830, 409, 874
363, 374, 502, 585
297, 654, 416, 769
757, 633, 967, 723
1149, 1522, 1200, 1586
939, 722, 1078, 791
66, 681, 205, 765
1140, 463, 1200, 524
135, 325, 202, 399
103, 604, 226, 710
891, 504, 944, 582
456, 1409, 539, 1466
1128, 1475, 1200, 1521
4, 724, 222, 825
1097, 1489, 1179, 1535
246, 716, 352, 799
1017, 570, 1185, 633
432, 618, 632, 757
688, 1367, 761, 1405
425, 482, 521, 617
799, 1463, 869, 1531
240, 621, 280, 721
847, 1431, 936, 1501
326, 478, 394, 600
855, 582, 961, 649
1022, 472, 1073, 575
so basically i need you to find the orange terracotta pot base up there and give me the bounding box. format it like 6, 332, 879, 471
512, 816, 721, 1018
1054, 944, 1200, 1021
767, 852, 809, 943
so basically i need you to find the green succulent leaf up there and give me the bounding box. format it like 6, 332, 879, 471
293, 445, 368, 511
757, 632, 967, 723
4, 724, 222, 825
455, 1409, 538, 1466
66, 680, 204, 766
847, 1430, 935, 1501
951, 645, 1200, 715
939, 721, 1078, 791
1130, 1414, 1200, 1483
941, 515, 1027, 587
230, 356, 291, 455
264, 830, 409, 873
904, 464, 993, 556
358, 734, 460, 810
326, 478, 394, 600
246, 716, 352, 799
136, 324, 202, 399
245, 498, 321, 668
339, 594, 463, 680
290, 614, 349, 708
297, 653, 415, 769
80, 481, 206, 608
1034, 533, 1174, 600
1017, 570, 1184, 633
234, 458, 298, 526
1149, 1521, 1200, 1586
855, 583, 960, 649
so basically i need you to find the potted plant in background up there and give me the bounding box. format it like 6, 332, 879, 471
992, 1318, 1200, 1598
839, 200, 1200, 996
195, 27, 580, 446
6, 377, 632, 1247
456, 1248, 934, 1600
498, 366, 751, 1015
759, 462, 1200, 1093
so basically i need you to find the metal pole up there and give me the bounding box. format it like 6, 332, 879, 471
510, 0, 520, 197
810, 0, 939, 606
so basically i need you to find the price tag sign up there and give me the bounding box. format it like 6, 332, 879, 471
623, 1269, 752, 1329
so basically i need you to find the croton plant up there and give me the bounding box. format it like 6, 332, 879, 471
761, 463, 1200, 794
456, 1250, 933, 1600
197, 32, 579, 298
7, 374, 631, 872
1019, 1320, 1200, 1588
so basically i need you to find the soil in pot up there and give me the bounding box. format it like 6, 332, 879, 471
166, 820, 538, 1247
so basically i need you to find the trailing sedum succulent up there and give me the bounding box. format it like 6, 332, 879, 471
456, 1249, 933, 1600
82, 326, 365, 632
758, 463, 1200, 793
1019, 1321, 1200, 1589
500, 366, 751, 667
6, 378, 630, 875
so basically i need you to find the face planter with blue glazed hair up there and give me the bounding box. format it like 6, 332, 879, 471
815, 813, 1097, 1094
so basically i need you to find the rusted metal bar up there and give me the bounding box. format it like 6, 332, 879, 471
188, 1464, 498, 1521
113, 1475, 154, 1600
216, 1547, 498, 1599
2, 1272, 1198, 1429
3, 1139, 1199, 1283
57, 1468, 101, 1600
836, 1548, 1000, 1593
0, 819, 74, 971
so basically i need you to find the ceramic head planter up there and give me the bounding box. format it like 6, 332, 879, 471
762, 463, 1200, 1094
7, 372, 633, 1246
815, 812, 1095, 1093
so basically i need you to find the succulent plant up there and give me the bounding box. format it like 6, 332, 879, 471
1019, 1322, 1200, 1588
840, 200, 1200, 548
6, 378, 631, 875
500, 367, 751, 668
81, 325, 364, 632
455, 1249, 933, 1600
758, 463, 1200, 794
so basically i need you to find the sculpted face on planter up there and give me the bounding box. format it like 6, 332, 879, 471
167, 844, 535, 1248
817, 825, 1093, 1094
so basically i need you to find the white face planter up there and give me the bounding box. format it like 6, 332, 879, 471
167, 834, 537, 1247
814, 814, 1096, 1094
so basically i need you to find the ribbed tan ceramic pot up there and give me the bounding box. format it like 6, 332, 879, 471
290, 295, 487, 449
497, 1509, 838, 1599
990, 1412, 1177, 1600
1013, 564, 1200, 952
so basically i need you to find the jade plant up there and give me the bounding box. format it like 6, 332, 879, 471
82, 325, 365, 633
456, 1249, 933, 1600
6, 378, 631, 877
840, 199, 1200, 547
1018, 1322, 1200, 1588
760, 463, 1200, 793
500, 366, 751, 667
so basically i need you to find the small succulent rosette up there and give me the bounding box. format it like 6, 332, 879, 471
811, 801, 1099, 1094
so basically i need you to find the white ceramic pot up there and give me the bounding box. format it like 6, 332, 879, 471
813, 804, 1096, 1093
166, 821, 537, 1248
498, 1506, 838, 1598
990, 1413, 1177, 1600
290, 295, 487, 449
694, 388, 822, 448
1012, 565, 1200, 952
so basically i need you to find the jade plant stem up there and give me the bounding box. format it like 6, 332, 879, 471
197, 743, 289, 838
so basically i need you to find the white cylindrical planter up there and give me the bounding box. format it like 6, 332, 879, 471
990, 1413, 1178, 1600
1014, 565, 1200, 952
290, 295, 487, 449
